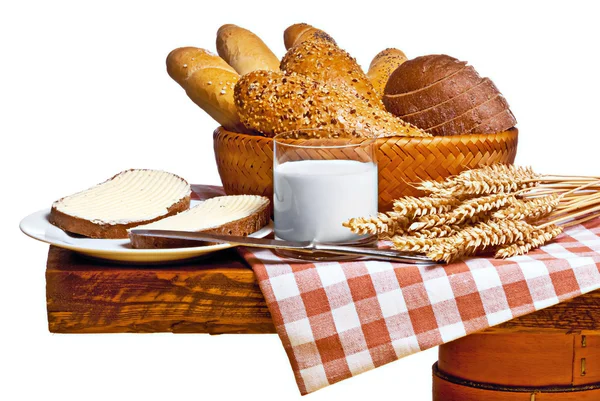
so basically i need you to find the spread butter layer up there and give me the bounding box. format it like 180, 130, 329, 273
134, 195, 268, 231
53, 169, 190, 225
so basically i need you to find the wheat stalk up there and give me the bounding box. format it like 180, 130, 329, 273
392, 196, 458, 218
417, 164, 540, 197
344, 165, 600, 263
343, 213, 409, 236
410, 194, 515, 231
495, 225, 563, 258
390, 236, 445, 253
425, 219, 536, 263
408, 225, 461, 239
493, 194, 561, 222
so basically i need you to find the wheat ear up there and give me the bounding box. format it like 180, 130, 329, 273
493, 194, 561, 221
417, 164, 540, 197
426, 219, 536, 263
392, 196, 458, 218
390, 236, 445, 253
410, 194, 515, 231
495, 225, 563, 258
343, 213, 409, 236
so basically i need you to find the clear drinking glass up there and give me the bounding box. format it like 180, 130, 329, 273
273, 130, 378, 260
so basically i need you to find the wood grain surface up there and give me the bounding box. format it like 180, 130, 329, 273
46, 247, 275, 333
438, 333, 577, 387
46, 244, 600, 334
433, 366, 600, 401
45, 184, 600, 335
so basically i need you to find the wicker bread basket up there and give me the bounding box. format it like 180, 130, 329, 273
213, 127, 518, 211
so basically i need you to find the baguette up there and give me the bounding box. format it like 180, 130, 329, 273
367, 48, 408, 97
166, 47, 246, 132
129, 195, 270, 249
281, 40, 383, 109
50, 169, 191, 239
216, 24, 280, 75
283, 23, 336, 50
234, 70, 430, 138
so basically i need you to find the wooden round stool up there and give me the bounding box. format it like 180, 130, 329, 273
433, 291, 600, 400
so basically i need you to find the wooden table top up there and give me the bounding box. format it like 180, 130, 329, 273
46, 245, 600, 334
44, 184, 600, 334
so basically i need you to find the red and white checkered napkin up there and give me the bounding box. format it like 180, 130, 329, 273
239, 219, 600, 395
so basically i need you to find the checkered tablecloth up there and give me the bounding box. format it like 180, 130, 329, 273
239, 218, 600, 395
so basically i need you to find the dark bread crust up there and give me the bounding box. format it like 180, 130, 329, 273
129, 199, 271, 249
384, 55, 467, 95
399, 78, 499, 129
384, 66, 481, 115
469, 109, 517, 134
50, 194, 191, 239
428, 94, 510, 136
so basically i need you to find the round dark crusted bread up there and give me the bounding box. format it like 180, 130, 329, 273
427, 94, 510, 136
384, 54, 467, 95
399, 78, 500, 129
384, 65, 482, 115
469, 109, 517, 134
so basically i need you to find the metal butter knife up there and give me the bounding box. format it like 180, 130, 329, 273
130, 229, 436, 264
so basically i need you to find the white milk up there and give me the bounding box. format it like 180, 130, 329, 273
274, 159, 378, 243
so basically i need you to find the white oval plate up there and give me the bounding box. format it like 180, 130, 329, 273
20, 200, 273, 263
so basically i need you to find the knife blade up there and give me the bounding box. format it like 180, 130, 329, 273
130, 229, 437, 264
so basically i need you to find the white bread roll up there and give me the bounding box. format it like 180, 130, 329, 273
216, 24, 279, 75
166, 47, 246, 132
367, 48, 408, 96
283, 23, 336, 50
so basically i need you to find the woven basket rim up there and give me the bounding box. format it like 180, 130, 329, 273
213, 126, 518, 143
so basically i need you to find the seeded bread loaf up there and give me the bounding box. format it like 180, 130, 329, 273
129, 195, 270, 249
166, 47, 247, 133
280, 40, 383, 109
50, 170, 191, 239
283, 23, 336, 50
367, 48, 408, 97
234, 70, 430, 138
216, 24, 280, 75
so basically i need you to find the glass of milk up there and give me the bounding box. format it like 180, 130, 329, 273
273, 130, 378, 259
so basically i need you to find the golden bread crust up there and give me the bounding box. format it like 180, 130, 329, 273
234, 70, 430, 138
280, 40, 383, 110
166, 47, 246, 132
367, 48, 408, 96
216, 24, 280, 75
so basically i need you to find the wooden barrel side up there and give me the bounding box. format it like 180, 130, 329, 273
433, 363, 600, 401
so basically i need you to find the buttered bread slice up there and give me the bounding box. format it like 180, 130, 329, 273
129, 195, 270, 249
50, 169, 191, 239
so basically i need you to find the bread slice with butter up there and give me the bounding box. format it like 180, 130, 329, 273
129, 195, 270, 249
50, 169, 191, 239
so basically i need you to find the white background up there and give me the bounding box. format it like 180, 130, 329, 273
2, 1, 599, 400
